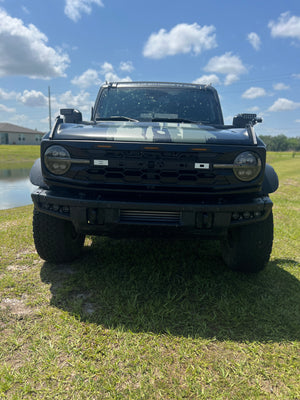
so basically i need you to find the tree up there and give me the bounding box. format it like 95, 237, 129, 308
259, 135, 300, 151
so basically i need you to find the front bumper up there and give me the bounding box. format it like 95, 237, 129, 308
31, 187, 273, 236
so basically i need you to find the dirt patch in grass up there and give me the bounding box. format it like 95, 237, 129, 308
0, 296, 33, 317
284, 179, 299, 186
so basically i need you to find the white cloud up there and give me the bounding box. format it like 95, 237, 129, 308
103, 71, 132, 83
268, 98, 300, 112
269, 12, 300, 40
119, 61, 134, 73
71, 68, 101, 88
242, 87, 267, 99
193, 74, 220, 86
17, 90, 48, 107
0, 8, 69, 79
204, 52, 247, 85
247, 32, 261, 50
100, 62, 132, 83
204, 52, 247, 75
59, 90, 91, 107
143, 23, 217, 59
71, 62, 132, 90
0, 103, 15, 113
100, 62, 114, 75
40, 116, 50, 126
224, 74, 240, 86
0, 88, 18, 100
64, 0, 104, 22
273, 82, 290, 90
21, 6, 30, 15
9, 114, 30, 126
247, 106, 260, 113
55, 90, 92, 115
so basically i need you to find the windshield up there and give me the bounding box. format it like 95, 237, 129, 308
95, 87, 223, 125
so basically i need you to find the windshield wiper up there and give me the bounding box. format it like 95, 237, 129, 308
151, 117, 200, 124
97, 116, 139, 122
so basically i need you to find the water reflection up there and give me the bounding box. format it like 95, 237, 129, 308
0, 168, 35, 210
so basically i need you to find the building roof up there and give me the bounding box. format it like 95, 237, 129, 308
0, 122, 44, 135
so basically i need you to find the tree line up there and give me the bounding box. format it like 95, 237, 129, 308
259, 135, 300, 152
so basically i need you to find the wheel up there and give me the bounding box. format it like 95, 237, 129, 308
221, 211, 273, 273
33, 209, 85, 263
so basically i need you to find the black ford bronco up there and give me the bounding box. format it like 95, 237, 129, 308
30, 82, 279, 272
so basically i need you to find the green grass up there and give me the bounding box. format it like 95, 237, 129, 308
0, 145, 40, 170
0, 152, 299, 399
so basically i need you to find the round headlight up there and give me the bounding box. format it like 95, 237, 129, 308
233, 152, 262, 182
44, 145, 71, 175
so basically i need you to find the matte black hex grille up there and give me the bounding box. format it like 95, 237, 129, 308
73, 150, 225, 185
83, 168, 217, 184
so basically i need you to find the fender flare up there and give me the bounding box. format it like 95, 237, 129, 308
262, 163, 279, 194
30, 158, 49, 189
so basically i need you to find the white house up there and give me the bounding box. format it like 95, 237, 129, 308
0, 122, 44, 145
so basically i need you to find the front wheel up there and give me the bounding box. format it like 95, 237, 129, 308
33, 209, 85, 263
221, 211, 273, 273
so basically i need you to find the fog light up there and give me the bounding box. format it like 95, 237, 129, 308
232, 212, 240, 220
243, 211, 251, 219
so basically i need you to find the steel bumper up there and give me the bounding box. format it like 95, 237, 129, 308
31, 187, 273, 236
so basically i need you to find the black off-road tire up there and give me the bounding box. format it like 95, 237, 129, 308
221, 211, 273, 273
33, 209, 85, 263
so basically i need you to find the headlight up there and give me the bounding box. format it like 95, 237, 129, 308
44, 145, 71, 175
233, 152, 262, 181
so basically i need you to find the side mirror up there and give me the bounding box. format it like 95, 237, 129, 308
233, 113, 262, 128
60, 108, 82, 124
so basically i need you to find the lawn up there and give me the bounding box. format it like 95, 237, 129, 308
0, 151, 299, 399
0, 145, 40, 170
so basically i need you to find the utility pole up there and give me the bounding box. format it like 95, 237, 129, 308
48, 86, 52, 131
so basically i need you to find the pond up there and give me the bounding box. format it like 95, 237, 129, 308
0, 168, 36, 210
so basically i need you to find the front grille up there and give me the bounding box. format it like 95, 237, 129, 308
83, 168, 218, 185
73, 149, 227, 187
119, 209, 181, 225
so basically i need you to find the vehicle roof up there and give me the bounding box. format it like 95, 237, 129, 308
101, 81, 217, 91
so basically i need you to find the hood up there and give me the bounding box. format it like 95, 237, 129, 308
54, 121, 254, 145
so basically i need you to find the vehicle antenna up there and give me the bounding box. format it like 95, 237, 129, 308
48, 86, 52, 131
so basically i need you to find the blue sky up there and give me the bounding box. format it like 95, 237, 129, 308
0, 0, 300, 137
